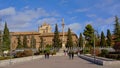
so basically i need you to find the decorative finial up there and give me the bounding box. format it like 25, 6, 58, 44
62, 18, 65, 27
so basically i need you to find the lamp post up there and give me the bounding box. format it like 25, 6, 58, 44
83, 38, 86, 54
9, 33, 12, 65
93, 30, 98, 63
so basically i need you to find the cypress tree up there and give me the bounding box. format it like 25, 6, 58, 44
52, 24, 61, 49
100, 31, 106, 47
3, 22, 10, 50
114, 16, 120, 42
78, 33, 83, 48
23, 35, 28, 48
31, 36, 36, 48
83, 24, 94, 47
40, 36, 44, 50
106, 29, 112, 46
66, 28, 73, 48
17, 35, 23, 49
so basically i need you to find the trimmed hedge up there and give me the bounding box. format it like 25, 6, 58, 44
106, 54, 120, 60
15, 49, 33, 58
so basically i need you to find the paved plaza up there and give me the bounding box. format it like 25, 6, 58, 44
1, 56, 118, 68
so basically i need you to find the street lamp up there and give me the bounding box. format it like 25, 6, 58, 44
9, 33, 12, 65
93, 30, 98, 63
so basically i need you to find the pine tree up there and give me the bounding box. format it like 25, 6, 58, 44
78, 33, 83, 48
83, 24, 94, 47
66, 28, 73, 48
2, 22, 10, 50
31, 36, 36, 48
23, 35, 28, 48
114, 16, 120, 42
52, 24, 61, 49
106, 29, 112, 46
100, 31, 106, 47
17, 35, 23, 49
40, 36, 44, 50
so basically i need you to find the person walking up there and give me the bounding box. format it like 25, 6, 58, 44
71, 51, 74, 59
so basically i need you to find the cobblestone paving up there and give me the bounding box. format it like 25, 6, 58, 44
3, 56, 119, 68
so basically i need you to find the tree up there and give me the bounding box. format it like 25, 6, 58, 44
113, 42, 120, 52
114, 16, 120, 42
40, 36, 44, 50
17, 35, 23, 49
2, 22, 10, 50
31, 36, 36, 48
52, 24, 61, 49
66, 28, 73, 48
78, 33, 83, 48
106, 29, 112, 46
100, 31, 106, 47
23, 35, 28, 48
83, 24, 94, 47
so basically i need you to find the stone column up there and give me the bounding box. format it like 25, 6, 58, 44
62, 18, 65, 49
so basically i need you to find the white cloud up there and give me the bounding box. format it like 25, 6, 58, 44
65, 23, 81, 33
37, 17, 59, 25
75, 8, 90, 12
86, 14, 96, 18
0, 7, 59, 32
94, 0, 120, 16
0, 7, 16, 16
59, 0, 68, 6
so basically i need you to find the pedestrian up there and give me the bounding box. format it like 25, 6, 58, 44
44, 50, 47, 59
46, 52, 49, 59
68, 51, 72, 59
71, 51, 74, 59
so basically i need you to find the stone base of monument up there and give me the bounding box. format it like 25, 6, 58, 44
56, 48, 67, 56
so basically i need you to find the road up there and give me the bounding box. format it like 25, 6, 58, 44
2, 56, 119, 68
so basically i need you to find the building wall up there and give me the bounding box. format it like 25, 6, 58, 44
10, 23, 78, 50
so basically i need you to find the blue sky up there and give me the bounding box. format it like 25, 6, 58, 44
0, 0, 120, 36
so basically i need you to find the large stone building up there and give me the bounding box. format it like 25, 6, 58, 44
10, 22, 78, 50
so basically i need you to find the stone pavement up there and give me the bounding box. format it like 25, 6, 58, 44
2, 56, 119, 68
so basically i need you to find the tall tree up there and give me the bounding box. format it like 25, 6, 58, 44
17, 35, 23, 49
31, 36, 36, 48
106, 29, 112, 46
66, 28, 73, 48
114, 16, 120, 42
52, 24, 61, 48
83, 24, 94, 47
78, 33, 83, 48
23, 35, 28, 48
2, 22, 10, 50
40, 36, 44, 50
100, 31, 106, 47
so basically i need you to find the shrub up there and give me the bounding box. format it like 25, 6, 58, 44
83, 48, 90, 54
100, 49, 109, 57
0, 56, 11, 60
34, 52, 40, 55
50, 50, 56, 55
23, 49, 33, 56
15, 51, 24, 58
90, 48, 101, 56
113, 42, 120, 52
15, 49, 33, 58
106, 54, 120, 60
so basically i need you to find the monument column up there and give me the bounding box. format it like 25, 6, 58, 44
62, 18, 65, 49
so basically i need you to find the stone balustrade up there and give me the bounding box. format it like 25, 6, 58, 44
0, 55, 44, 67
78, 54, 120, 66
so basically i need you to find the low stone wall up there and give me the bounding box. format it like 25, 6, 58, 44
0, 55, 44, 67
78, 54, 120, 66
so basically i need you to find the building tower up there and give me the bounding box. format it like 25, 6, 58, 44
62, 18, 65, 49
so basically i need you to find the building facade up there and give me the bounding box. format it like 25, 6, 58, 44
10, 23, 78, 50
